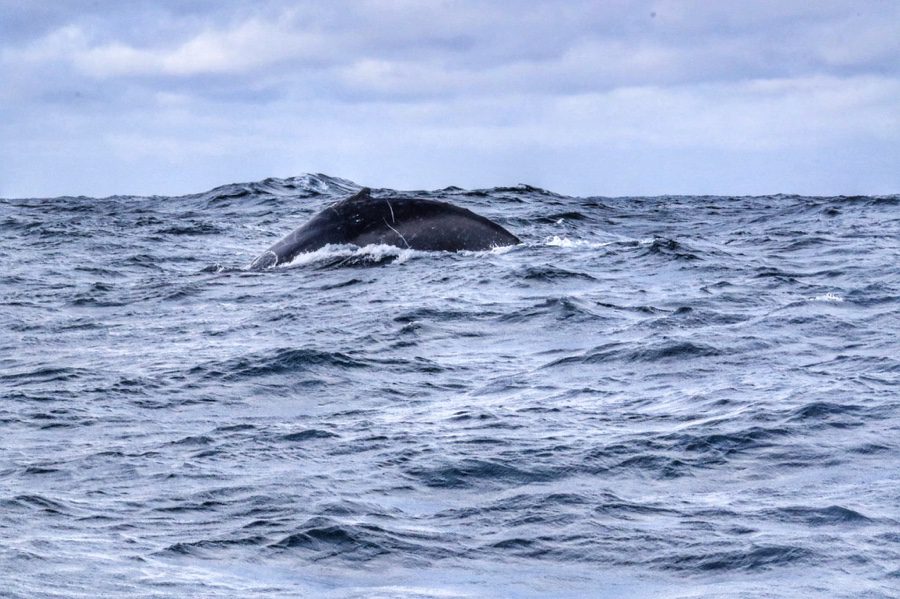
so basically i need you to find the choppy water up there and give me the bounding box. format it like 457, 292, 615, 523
1, 174, 898, 598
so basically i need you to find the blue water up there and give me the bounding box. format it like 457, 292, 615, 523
1, 174, 898, 598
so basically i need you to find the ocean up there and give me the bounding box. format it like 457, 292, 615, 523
1, 174, 898, 598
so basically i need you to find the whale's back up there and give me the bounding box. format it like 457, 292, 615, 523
251, 189, 519, 268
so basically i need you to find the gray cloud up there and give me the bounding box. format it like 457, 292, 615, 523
1, 0, 898, 197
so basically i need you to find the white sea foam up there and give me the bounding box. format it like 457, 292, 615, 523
545, 235, 614, 248
281, 243, 420, 267
809, 292, 844, 302
489, 244, 517, 255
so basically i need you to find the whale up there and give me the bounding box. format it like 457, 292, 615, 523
250, 188, 520, 269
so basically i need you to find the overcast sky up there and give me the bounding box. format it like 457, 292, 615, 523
1, 1, 898, 198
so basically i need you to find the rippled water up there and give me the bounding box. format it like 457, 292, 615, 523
2, 174, 898, 598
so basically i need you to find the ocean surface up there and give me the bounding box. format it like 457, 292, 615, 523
1, 174, 898, 598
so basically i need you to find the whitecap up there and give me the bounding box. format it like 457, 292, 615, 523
280, 243, 421, 268
809, 292, 844, 302
544, 235, 614, 249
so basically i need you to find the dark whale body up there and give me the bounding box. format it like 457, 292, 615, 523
250, 188, 520, 269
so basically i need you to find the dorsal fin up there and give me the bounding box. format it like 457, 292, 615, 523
346, 187, 371, 201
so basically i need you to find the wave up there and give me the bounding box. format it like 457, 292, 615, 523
192, 173, 361, 206
656, 544, 814, 572
763, 505, 873, 526
267, 516, 452, 561
544, 235, 615, 249
405, 457, 559, 489
543, 339, 722, 367
275, 243, 422, 269
187, 348, 370, 381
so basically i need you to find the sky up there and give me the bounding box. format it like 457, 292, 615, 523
1, 0, 898, 198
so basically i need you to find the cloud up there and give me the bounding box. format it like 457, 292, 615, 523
553, 76, 900, 151
8, 1, 898, 87
0, 1, 898, 197
7, 17, 330, 78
